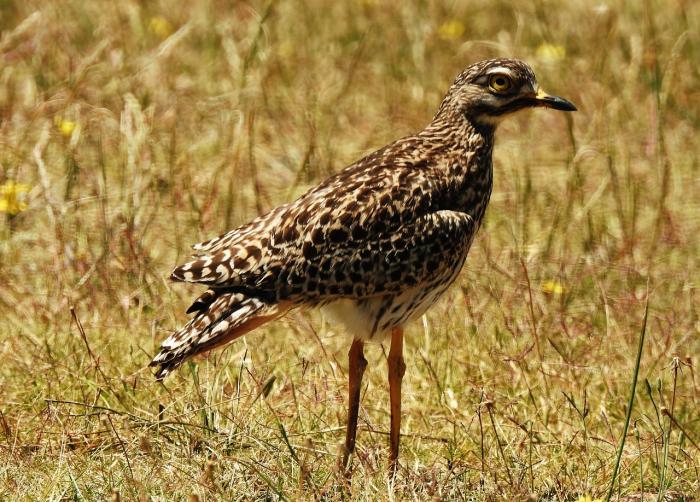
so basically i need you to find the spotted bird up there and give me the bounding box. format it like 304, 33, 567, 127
150, 58, 577, 474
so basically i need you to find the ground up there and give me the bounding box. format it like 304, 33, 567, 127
0, 0, 699, 500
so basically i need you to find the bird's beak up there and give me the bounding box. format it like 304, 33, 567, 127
533, 89, 577, 111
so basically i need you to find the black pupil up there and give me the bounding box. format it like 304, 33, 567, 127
496, 78, 506, 87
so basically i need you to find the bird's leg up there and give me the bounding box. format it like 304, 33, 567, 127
388, 326, 406, 476
341, 338, 367, 476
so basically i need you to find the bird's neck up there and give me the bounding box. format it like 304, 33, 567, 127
421, 114, 495, 222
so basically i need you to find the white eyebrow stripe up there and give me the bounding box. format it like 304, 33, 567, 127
484, 67, 517, 77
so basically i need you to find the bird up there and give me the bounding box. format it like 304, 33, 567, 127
150, 58, 576, 475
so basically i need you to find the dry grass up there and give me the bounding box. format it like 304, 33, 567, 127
1, 0, 699, 499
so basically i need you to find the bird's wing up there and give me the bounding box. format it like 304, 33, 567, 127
169, 138, 473, 301
274, 208, 477, 300
170, 154, 439, 289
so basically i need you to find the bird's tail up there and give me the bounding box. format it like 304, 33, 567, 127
150, 291, 288, 380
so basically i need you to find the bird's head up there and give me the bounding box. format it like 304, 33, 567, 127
436, 58, 577, 127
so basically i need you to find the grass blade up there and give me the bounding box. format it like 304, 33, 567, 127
605, 289, 650, 502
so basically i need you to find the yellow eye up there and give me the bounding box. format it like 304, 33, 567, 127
489, 74, 513, 93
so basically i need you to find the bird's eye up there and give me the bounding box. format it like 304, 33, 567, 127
489, 74, 513, 93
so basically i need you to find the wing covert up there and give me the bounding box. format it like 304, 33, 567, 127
269, 210, 476, 300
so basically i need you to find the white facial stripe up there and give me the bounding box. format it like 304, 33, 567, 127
484, 67, 517, 78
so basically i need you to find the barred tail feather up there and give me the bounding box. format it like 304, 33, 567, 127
150, 293, 288, 380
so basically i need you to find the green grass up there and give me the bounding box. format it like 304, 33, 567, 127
1, 0, 699, 499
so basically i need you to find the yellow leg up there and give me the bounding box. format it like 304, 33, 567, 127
388, 326, 406, 475
341, 339, 367, 476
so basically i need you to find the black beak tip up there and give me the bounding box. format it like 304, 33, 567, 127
547, 95, 577, 112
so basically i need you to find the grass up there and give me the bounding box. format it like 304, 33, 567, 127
1, 0, 699, 499
606, 286, 648, 502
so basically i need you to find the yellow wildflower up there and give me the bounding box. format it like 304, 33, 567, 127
0, 180, 30, 215
541, 280, 565, 295
535, 43, 566, 63
54, 116, 76, 138
148, 16, 173, 39
438, 20, 465, 41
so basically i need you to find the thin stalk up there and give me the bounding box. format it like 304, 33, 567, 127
477, 390, 486, 487
635, 421, 644, 496
476, 389, 486, 488
487, 401, 513, 486
528, 420, 534, 493
658, 358, 680, 500
605, 291, 650, 502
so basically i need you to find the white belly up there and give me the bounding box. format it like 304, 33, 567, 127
321, 298, 383, 341
320, 283, 450, 343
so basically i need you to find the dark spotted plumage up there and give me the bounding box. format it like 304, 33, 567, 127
150, 58, 576, 379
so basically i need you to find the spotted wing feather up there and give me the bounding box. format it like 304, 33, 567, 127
282, 209, 477, 300
150, 292, 287, 379
170, 153, 442, 289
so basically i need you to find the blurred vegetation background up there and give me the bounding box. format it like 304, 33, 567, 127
0, 0, 698, 499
